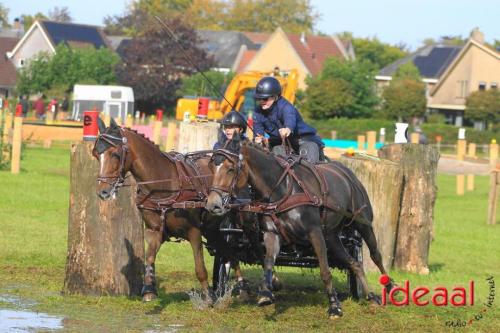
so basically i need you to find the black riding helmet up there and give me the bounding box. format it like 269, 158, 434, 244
220, 110, 247, 132
254, 76, 282, 99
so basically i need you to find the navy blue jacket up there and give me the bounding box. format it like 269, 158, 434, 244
253, 97, 323, 147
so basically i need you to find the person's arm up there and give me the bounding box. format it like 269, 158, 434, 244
281, 103, 297, 135
252, 111, 265, 136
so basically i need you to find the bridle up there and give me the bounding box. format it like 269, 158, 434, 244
94, 129, 130, 197
210, 149, 244, 208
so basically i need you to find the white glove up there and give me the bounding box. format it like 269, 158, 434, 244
279, 127, 291, 138
254, 135, 263, 143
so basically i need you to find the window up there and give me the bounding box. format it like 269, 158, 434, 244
491, 82, 498, 90
111, 91, 122, 99
19, 59, 25, 67
478, 81, 486, 91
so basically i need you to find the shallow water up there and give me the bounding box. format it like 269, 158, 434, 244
0, 309, 63, 332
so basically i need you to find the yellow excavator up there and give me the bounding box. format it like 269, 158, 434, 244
175, 69, 299, 120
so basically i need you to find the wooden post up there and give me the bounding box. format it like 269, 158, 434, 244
11, 116, 22, 174
379, 128, 385, 144
125, 114, 133, 128
164, 121, 178, 152
378, 144, 440, 274
104, 114, 111, 127
357, 135, 366, 151
456, 139, 466, 195
178, 121, 219, 153
45, 110, 54, 124
152, 120, 162, 145
366, 131, 376, 155
330, 130, 337, 140
64, 142, 144, 296
2, 112, 12, 162
490, 142, 498, 167
340, 155, 402, 272
467, 143, 476, 191
410, 133, 420, 144
487, 168, 499, 225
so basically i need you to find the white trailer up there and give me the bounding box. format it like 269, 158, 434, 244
71, 84, 134, 123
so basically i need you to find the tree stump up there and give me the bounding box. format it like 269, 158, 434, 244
64, 142, 144, 296
339, 155, 402, 272
378, 144, 439, 274
177, 121, 219, 153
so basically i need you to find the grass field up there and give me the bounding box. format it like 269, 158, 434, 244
0, 145, 499, 332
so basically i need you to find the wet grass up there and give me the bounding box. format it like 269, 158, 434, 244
0, 145, 499, 332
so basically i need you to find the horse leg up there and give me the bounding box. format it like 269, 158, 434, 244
257, 231, 280, 306
308, 227, 343, 319
143, 226, 162, 301
355, 223, 395, 292
326, 229, 381, 305
186, 227, 212, 303
232, 261, 251, 301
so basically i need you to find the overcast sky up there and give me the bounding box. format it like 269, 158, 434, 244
3, 0, 499, 50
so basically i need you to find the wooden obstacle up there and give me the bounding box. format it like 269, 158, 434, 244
378, 144, 440, 275
64, 142, 144, 296
340, 154, 402, 272
2, 111, 12, 162
164, 121, 178, 152
177, 121, 219, 153
467, 143, 476, 191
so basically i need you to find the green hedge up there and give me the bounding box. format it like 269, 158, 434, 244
310, 118, 499, 144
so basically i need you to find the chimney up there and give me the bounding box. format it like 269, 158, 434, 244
470, 27, 484, 44
300, 32, 306, 45
13, 18, 22, 30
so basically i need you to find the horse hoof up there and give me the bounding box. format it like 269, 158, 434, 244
367, 292, 382, 305
238, 290, 250, 302
328, 307, 343, 319
257, 290, 275, 306
142, 292, 157, 302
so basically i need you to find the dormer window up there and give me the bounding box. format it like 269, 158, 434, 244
19, 58, 25, 67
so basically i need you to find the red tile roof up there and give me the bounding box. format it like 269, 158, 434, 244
286, 33, 343, 76
0, 37, 19, 88
236, 49, 258, 73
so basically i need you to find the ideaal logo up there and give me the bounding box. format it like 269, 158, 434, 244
379, 275, 495, 328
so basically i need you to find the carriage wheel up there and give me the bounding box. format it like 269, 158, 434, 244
347, 235, 364, 300
212, 254, 231, 297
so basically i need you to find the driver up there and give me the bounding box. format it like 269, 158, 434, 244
253, 76, 325, 163
213, 110, 247, 150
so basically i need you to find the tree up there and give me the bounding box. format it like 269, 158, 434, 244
104, 0, 319, 35
0, 2, 10, 28
380, 64, 426, 121
178, 70, 235, 98
116, 17, 214, 111
17, 44, 119, 95
465, 89, 500, 125
21, 12, 48, 31
303, 58, 379, 119
302, 78, 354, 119
351, 36, 408, 70
48, 6, 72, 22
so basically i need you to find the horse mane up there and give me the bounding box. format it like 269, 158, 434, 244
242, 141, 272, 155
123, 127, 163, 153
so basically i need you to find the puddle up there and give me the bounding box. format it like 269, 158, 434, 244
0, 309, 63, 332
0, 294, 37, 308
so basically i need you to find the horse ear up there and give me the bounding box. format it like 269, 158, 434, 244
97, 117, 106, 133
110, 117, 119, 129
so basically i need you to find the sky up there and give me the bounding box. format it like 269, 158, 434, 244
2, 0, 499, 50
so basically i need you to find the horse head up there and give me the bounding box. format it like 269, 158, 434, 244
92, 117, 132, 200
206, 133, 249, 215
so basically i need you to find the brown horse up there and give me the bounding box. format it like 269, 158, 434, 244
93, 118, 248, 302
206, 137, 394, 319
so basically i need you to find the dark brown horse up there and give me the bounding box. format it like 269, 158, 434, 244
206, 137, 394, 318
93, 118, 248, 302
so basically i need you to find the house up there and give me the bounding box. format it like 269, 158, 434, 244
196, 30, 259, 73
6, 20, 111, 69
239, 27, 355, 89
428, 29, 500, 127
0, 36, 19, 98
376, 28, 500, 126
